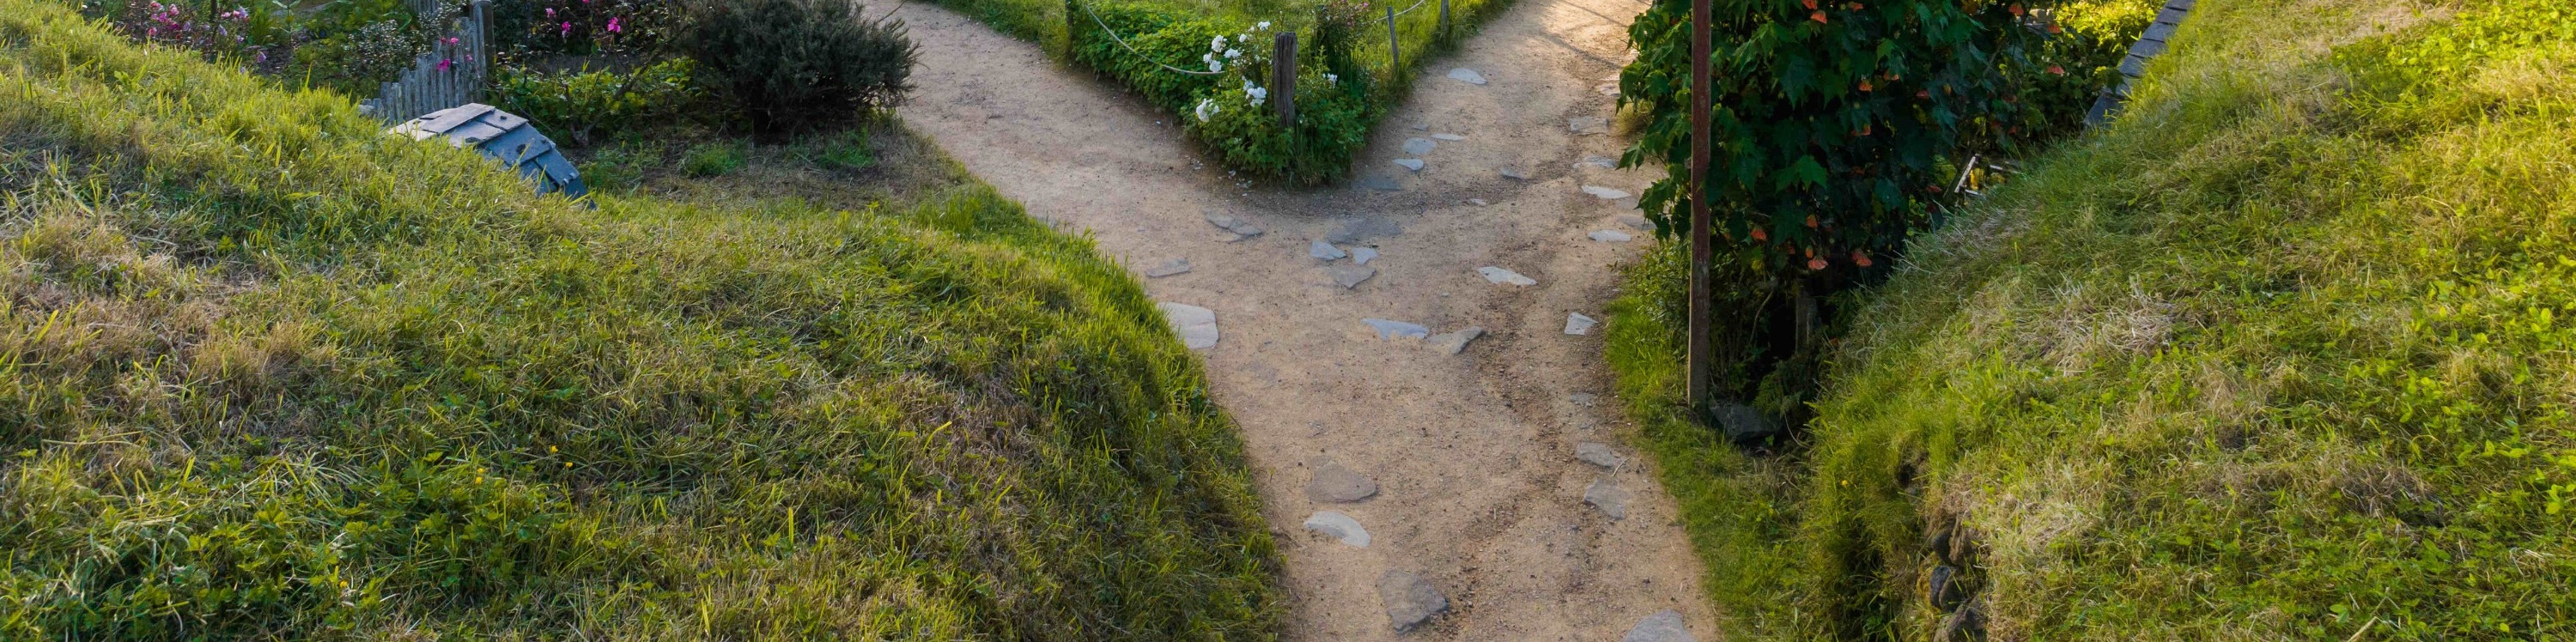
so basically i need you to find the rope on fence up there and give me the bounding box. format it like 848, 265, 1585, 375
1389, 0, 1430, 19
1072, 0, 1230, 76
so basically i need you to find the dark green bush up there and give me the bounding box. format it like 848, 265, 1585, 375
489, 58, 704, 144
1066, 1, 1378, 184
675, 0, 919, 133
1064, 0, 1232, 112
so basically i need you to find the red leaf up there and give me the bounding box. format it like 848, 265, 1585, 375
1802, 0, 1817, 9
2046, 64, 2066, 76
1807, 257, 1829, 270
2008, 3, 2024, 15
1751, 227, 1768, 241
1858, 79, 1873, 92
1810, 10, 1827, 22
1852, 251, 1872, 267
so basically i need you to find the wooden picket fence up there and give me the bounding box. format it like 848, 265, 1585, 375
360, 0, 491, 124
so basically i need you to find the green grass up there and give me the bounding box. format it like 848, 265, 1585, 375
1608, 0, 2576, 639
0, 1, 1284, 639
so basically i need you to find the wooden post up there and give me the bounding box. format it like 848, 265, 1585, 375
1437, 0, 1450, 41
1273, 33, 1297, 128
1686, 0, 1714, 409
1385, 4, 1399, 71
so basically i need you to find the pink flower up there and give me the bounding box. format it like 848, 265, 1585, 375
544, 7, 552, 16
436, 58, 453, 71
560, 21, 571, 35
606, 16, 620, 32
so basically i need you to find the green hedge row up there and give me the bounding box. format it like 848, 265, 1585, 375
1066, 0, 1373, 184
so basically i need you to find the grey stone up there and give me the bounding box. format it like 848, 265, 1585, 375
1376, 570, 1449, 631
1144, 257, 1193, 277
1570, 116, 1610, 135
1364, 318, 1431, 340
1310, 240, 1349, 261
1577, 155, 1618, 169
1330, 264, 1377, 289
1710, 403, 1780, 440
1393, 158, 1425, 172
1351, 246, 1380, 265
1403, 137, 1437, 154
1303, 511, 1371, 547
1327, 217, 1405, 244
1358, 174, 1402, 191
1306, 458, 1380, 502
1564, 312, 1599, 335
1589, 229, 1634, 242
1158, 302, 1219, 349
1203, 211, 1263, 237
1432, 133, 1467, 141
1465, 198, 1489, 207
1499, 167, 1530, 180
1446, 67, 1487, 85
1576, 441, 1624, 469
1570, 392, 1598, 406
1597, 82, 1621, 97
1622, 609, 1697, 642
1477, 266, 1537, 286
1410, 121, 1430, 130
1584, 476, 1631, 520
1582, 185, 1632, 200
1619, 215, 1655, 230
1426, 326, 1484, 354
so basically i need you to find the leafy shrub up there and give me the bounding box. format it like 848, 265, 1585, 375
1067, 3, 1376, 184
490, 58, 703, 143
681, 140, 747, 176
1065, 0, 1234, 111
484, 0, 676, 63
675, 0, 919, 134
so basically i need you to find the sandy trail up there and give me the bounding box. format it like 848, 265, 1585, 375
893, 0, 1713, 638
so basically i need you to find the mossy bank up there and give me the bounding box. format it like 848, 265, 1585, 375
0, 0, 1282, 638
1610, 0, 2576, 639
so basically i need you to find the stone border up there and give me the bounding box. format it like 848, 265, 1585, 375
2084, 0, 2195, 128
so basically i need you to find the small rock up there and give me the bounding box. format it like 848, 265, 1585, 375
1619, 215, 1655, 230
1499, 167, 1529, 180
1589, 229, 1634, 242
1351, 247, 1380, 265
1584, 476, 1632, 520
1577, 155, 1618, 168
1596, 82, 1621, 97
1305, 458, 1380, 503
1582, 185, 1632, 200
1330, 264, 1377, 289
1393, 159, 1425, 172
1576, 442, 1624, 469
1410, 121, 1431, 130
1570, 116, 1610, 135
1376, 570, 1449, 631
1327, 217, 1405, 244
1622, 609, 1698, 642
1303, 511, 1371, 547
1144, 258, 1192, 277
1570, 392, 1598, 406
1447, 67, 1487, 85
1466, 198, 1489, 206
1426, 326, 1484, 354
1431, 133, 1467, 141
1364, 318, 1431, 340
1564, 312, 1599, 335
1203, 212, 1263, 237
1310, 240, 1349, 261
1158, 302, 1220, 349
1358, 175, 1402, 191
1477, 266, 1537, 286
1403, 137, 1437, 154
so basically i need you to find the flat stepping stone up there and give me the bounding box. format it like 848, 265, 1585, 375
1310, 239, 1349, 261
1402, 137, 1437, 154
1564, 312, 1599, 335
1570, 116, 1609, 135
1203, 211, 1263, 238
1364, 318, 1430, 340
1305, 458, 1379, 502
1589, 229, 1634, 242
1393, 159, 1425, 172
1577, 441, 1624, 469
1478, 266, 1537, 286
1624, 609, 1698, 642
1144, 257, 1192, 277
1577, 155, 1617, 168
1426, 326, 1484, 354
1351, 246, 1380, 265
1571, 392, 1598, 406
1158, 302, 1220, 349
1330, 264, 1377, 289
1584, 476, 1632, 520
1465, 198, 1489, 206
1500, 167, 1529, 180
1358, 174, 1402, 191
1447, 67, 1487, 85
1431, 133, 1467, 141
1377, 570, 1449, 631
1303, 511, 1371, 547
1619, 215, 1655, 230
1583, 185, 1632, 199
1597, 82, 1621, 97
1327, 217, 1404, 244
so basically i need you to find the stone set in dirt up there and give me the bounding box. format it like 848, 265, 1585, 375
896, 0, 1716, 637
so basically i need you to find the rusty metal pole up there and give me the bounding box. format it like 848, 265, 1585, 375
1686, 0, 1714, 410
1274, 33, 1297, 127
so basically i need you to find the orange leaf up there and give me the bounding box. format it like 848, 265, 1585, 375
1807, 257, 1828, 270
1852, 251, 1873, 267
1858, 79, 1873, 92
1751, 227, 1768, 241
1810, 10, 1827, 22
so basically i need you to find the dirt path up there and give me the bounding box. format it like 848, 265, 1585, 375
893, 0, 1713, 638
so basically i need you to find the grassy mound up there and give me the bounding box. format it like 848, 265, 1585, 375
0, 1, 1281, 639
1609, 0, 2576, 639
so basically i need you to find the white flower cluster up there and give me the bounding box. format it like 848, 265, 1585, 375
1195, 98, 1222, 122
1242, 79, 1268, 107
